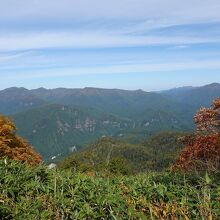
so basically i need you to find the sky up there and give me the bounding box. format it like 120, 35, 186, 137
0, 0, 220, 91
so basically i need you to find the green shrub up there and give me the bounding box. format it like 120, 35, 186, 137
0, 159, 220, 219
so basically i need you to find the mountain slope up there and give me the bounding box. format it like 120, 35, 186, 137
12, 104, 133, 160
30, 87, 192, 120
59, 133, 184, 172
162, 83, 220, 109
0, 87, 47, 114
12, 100, 193, 161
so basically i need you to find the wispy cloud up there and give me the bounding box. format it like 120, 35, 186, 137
2, 59, 220, 81
169, 45, 190, 50
0, 1, 220, 52
0, 30, 220, 52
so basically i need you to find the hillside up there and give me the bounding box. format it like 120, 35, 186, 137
162, 83, 220, 109
0, 87, 47, 114
1, 86, 194, 121
35, 87, 196, 128
59, 133, 184, 173
13, 104, 191, 161
13, 104, 133, 161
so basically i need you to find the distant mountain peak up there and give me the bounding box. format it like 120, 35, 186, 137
3, 87, 28, 92
203, 82, 220, 88
36, 87, 47, 90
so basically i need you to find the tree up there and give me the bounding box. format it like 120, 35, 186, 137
108, 157, 133, 175
0, 115, 42, 165
173, 97, 220, 171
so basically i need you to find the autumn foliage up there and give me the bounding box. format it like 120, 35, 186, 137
0, 114, 42, 165
174, 97, 220, 171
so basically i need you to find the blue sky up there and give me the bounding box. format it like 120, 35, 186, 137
0, 0, 220, 91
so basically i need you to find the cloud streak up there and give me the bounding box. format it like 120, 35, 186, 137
0, 1, 220, 52
2, 59, 220, 81
0, 30, 220, 52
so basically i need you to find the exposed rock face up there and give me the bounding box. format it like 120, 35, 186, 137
70, 146, 77, 153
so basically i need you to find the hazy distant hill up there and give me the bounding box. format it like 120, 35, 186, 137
30, 87, 196, 130
162, 83, 220, 108
160, 86, 195, 96
30, 87, 187, 119
0, 87, 47, 114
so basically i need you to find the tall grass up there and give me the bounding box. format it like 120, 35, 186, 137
0, 159, 219, 219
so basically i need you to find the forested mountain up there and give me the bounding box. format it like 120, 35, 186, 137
162, 83, 220, 108
0, 87, 47, 114
2, 83, 219, 117
0, 82, 219, 160
59, 133, 184, 173
12, 104, 187, 160
30, 87, 183, 118
13, 104, 134, 160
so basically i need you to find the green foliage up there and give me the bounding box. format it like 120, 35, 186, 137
0, 159, 220, 219
58, 137, 151, 174
59, 133, 184, 173
108, 157, 133, 175
143, 132, 185, 170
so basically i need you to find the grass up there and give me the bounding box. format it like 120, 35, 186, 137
0, 159, 220, 219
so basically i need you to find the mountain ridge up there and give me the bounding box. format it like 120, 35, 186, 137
0, 82, 219, 161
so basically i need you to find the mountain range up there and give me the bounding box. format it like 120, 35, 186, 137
0, 82, 219, 161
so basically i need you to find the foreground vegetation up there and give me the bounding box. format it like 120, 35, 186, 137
0, 159, 220, 219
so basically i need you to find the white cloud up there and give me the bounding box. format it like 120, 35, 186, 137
0, 1, 219, 52
0, 30, 219, 52
169, 45, 190, 50
2, 59, 220, 80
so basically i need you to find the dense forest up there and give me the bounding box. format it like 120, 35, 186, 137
58, 132, 184, 173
